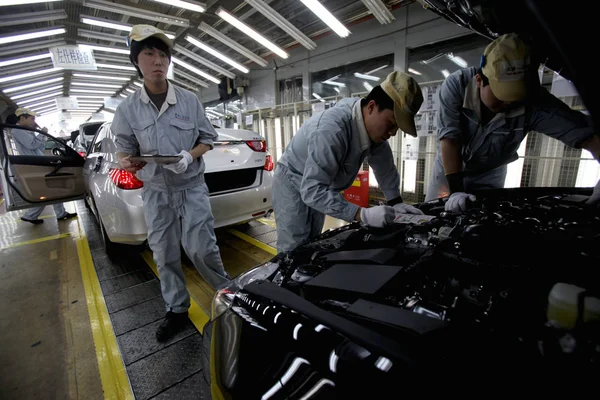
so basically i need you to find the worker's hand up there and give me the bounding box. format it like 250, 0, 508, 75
360, 205, 396, 228
445, 192, 476, 213
119, 155, 146, 174
587, 180, 600, 205
393, 203, 424, 215
163, 150, 193, 174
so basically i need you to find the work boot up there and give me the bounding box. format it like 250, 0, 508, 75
57, 212, 77, 220
21, 217, 44, 225
156, 311, 189, 342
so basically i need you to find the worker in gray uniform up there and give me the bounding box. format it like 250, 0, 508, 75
273, 71, 425, 253
10, 108, 77, 224
426, 33, 600, 211
112, 25, 230, 342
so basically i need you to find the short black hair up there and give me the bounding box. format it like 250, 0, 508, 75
5, 113, 18, 125
361, 85, 394, 112
477, 68, 490, 86
129, 36, 171, 79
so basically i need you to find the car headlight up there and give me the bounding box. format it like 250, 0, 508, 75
211, 261, 280, 321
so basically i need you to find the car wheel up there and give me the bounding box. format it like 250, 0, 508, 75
201, 320, 213, 387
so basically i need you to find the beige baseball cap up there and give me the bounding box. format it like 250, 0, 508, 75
128, 24, 173, 50
380, 71, 424, 137
15, 107, 37, 117
481, 33, 532, 102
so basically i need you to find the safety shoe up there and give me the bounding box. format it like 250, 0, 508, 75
156, 311, 189, 342
21, 217, 44, 225
57, 212, 77, 220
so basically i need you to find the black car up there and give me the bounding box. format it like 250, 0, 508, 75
203, 2, 599, 398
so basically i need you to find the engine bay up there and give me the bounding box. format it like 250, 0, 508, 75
269, 189, 600, 367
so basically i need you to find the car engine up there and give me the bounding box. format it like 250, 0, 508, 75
269, 189, 600, 369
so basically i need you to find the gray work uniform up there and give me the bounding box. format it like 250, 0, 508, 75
112, 82, 229, 313
273, 98, 401, 252
11, 127, 68, 220
426, 67, 595, 201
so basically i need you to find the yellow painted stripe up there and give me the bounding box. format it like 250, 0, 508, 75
228, 229, 277, 255
141, 250, 210, 333
256, 217, 276, 229
0, 232, 71, 250
75, 221, 133, 400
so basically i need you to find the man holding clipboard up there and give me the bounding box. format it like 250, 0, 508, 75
112, 25, 230, 342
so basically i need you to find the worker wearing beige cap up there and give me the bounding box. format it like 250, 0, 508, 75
273, 71, 424, 253
11, 108, 77, 224
427, 33, 600, 211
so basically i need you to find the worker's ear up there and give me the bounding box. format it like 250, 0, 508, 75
366, 100, 377, 115
475, 74, 483, 88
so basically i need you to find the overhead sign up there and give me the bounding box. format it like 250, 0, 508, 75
58, 112, 71, 121
55, 97, 79, 110
50, 45, 97, 70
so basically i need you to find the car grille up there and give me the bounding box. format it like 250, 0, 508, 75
205, 167, 260, 194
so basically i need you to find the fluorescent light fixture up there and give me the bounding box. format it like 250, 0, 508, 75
354, 72, 380, 81
17, 91, 64, 106
2, 77, 63, 94
408, 68, 422, 76
119, 93, 128, 98
185, 35, 249, 74
0, 27, 65, 45
333, 87, 340, 94
0, 9, 67, 28
74, 95, 112, 99
77, 29, 128, 45
80, 16, 175, 39
150, 0, 205, 13
1, 0, 61, 6
312, 93, 325, 102
77, 101, 104, 105
299, 0, 350, 38
245, 0, 317, 50
217, 8, 289, 59
125, 88, 136, 94
441, 69, 450, 78
0, 67, 62, 84
133, 81, 143, 87
172, 78, 196, 91
365, 64, 389, 75
65, 108, 100, 111
72, 73, 130, 81
71, 82, 123, 89
198, 22, 267, 67
31, 105, 57, 114
172, 57, 220, 84
102, 108, 115, 114
322, 80, 346, 87
79, 44, 130, 55
360, 0, 395, 24
174, 45, 235, 79
447, 53, 468, 68
173, 68, 209, 88
363, 82, 374, 91
71, 89, 117, 94
83, 0, 190, 28
0, 53, 51, 68
95, 63, 137, 72
11, 85, 64, 100
24, 98, 57, 109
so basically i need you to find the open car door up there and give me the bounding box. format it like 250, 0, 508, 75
0, 123, 86, 212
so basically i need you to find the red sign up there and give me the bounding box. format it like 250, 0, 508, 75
343, 171, 369, 208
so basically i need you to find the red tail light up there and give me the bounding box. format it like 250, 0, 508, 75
78, 151, 86, 158
246, 140, 266, 152
109, 168, 143, 190
264, 154, 274, 171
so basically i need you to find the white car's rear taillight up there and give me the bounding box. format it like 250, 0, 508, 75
246, 140, 266, 152
109, 168, 144, 190
264, 154, 274, 171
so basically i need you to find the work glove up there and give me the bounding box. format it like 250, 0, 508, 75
587, 180, 600, 205
360, 205, 396, 228
393, 203, 424, 215
445, 192, 476, 213
163, 150, 193, 174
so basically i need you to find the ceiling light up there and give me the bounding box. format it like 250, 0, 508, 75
83, 0, 190, 28
77, 101, 104, 104
31, 104, 57, 113
354, 72, 380, 81
1, 0, 61, 6
0, 27, 66, 45
17, 91, 64, 106
65, 108, 100, 111
312, 93, 325, 103
74, 95, 113, 99
119, 93, 128, 98
80, 16, 175, 39
441, 69, 450, 78
363, 82, 374, 91
173, 68, 209, 88
24, 99, 56, 109
95, 63, 137, 72
322, 80, 346, 87
365, 64, 389, 75
185, 36, 249, 74
133, 81, 143, 87
2, 77, 63, 94
72, 73, 130, 81
11, 85, 64, 100
172, 56, 221, 84
174, 45, 235, 79
408, 68, 422, 76
245, 0, 317, 50
447, 53, 468, 68
0, 39, 67, 58
149, 0, 205, 12
0, 9, 67, 28
0, 67, 62, 84
172, 78, 197, 91
299, 0, 350, 38
71, 82, 123, 89
198, 22, 267, 67
0, 53, 51, 68
217, 8, 289, 59
360, 0, 395, 24
125, 88, 136, 94
78, 44, 130, 55
71, 89, 117, 94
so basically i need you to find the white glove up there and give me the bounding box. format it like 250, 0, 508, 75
587, 180, 600, 204
445, 192, 476, 212
360, 205, 396, 227
393, 203, 424, 215
163, 150, 193, 174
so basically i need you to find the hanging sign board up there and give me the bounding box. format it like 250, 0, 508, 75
55, 97, 79, 110
50, 45, 97, 70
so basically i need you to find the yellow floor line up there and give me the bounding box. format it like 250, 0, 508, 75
0, 232, 72, 250
141, 250, 210, 333
75, 220, 133, 400
228, 229, 277, 255
256, 217, 276, 229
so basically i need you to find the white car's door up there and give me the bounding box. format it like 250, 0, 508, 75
0, 124, 86, 211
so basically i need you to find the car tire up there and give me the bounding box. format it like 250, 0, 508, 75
201, 320, 213, 387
